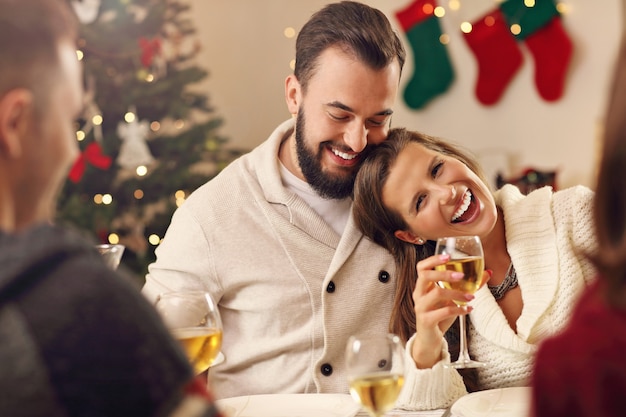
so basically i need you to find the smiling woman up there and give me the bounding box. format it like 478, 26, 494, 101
352, 127, 597, 410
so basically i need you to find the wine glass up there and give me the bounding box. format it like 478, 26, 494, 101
155, 290, 223, 374
346, 334, 405, 417
434, 235, 486, 369
95, 244, 125, 270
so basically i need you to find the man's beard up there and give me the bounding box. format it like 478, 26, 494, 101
295, 111, 359, 200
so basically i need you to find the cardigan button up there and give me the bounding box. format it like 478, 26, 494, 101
320, 363, 333, 376
378, 270, 390, 283
326, 281, 336, 293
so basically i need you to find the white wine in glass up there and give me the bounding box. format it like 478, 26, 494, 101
346, 334, 405, 417
155, 290, 223, 374
434, 235, 486, 369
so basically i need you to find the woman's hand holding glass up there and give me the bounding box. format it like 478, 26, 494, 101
410, 249, 490, 369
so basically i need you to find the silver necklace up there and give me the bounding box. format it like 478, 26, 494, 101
488, 263, 518, 301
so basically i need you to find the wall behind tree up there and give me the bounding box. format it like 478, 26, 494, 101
189, 0, 622, 189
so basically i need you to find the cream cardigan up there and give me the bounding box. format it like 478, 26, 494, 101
396, 184, 596, 410
143, 119, 398, 399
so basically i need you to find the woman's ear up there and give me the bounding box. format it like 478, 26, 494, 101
0, 88, 33, 158
394, 230, 425, 245
285, 74, 301, 116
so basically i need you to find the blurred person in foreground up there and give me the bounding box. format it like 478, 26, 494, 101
143, 0, 411, 402
0, 0, 222, 415
530, 34, 626, 417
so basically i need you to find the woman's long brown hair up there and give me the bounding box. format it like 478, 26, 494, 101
353, 128, 488, 341
588, 36, 626, 308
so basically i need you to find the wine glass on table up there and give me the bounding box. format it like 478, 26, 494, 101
434, 235, 486, 369
95, 244, 125, 270
346, 334, 405, 417
155, 290, 223, 375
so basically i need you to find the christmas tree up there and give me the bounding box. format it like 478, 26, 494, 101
58, 0, 242, 282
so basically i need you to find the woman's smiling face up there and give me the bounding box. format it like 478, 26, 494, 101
381, 142, 497, 243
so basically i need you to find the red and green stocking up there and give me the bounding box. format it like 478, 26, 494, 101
501, 0, 573, 101
395, 0, 454, 109
463, 0, 572, 104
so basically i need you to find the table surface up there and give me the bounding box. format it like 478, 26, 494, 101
356, 409, 448, 417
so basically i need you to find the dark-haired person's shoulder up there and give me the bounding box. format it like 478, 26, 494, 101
0, 223, 220, 417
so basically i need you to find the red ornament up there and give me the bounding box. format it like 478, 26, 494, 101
139, 37, 162, 68
68, 142, 112, 183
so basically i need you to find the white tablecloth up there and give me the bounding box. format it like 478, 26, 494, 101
356, 409, 448, 417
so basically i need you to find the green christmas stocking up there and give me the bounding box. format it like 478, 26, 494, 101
395, 0, 454, 109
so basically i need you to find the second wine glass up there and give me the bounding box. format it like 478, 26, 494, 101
95, 244, 125, 270
434, 235, 486, 369
155, 290, 223, 375
346, 334, 405, 417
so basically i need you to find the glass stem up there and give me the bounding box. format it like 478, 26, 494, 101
458, 315, 470, 363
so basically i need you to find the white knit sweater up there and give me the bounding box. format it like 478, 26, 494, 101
396, 184, 596, 410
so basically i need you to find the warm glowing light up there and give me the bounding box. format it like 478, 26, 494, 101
175, 190, 186, 207
284, 27, 296, 38
422, 4, 433, 15
94, 194, 103, 204
76, 131, 86, 141
145, 73, 155, 82
556, 2, 569, 14
102, 194, 113, 205
460, 22, 473, 34
134, 189, 144, 199
524, 0, 535, 6
485, 15, 496, 27
124, 112, 136, 123
150, 121, 161, 131
434, 6, 445, 17
448, 0, 461, 11
149, 234, 161, 245
108, 233, 120, 244
174, 119, 185, 129
289, 59, 296, 70
136, 165, 148, 176
439, 34, 450, 45
510, 24, 522, 36
92, 115, 103, 125
76, 50, 84, 61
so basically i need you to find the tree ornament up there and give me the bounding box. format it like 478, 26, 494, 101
395, 0, 454, 109
116, 110, 154, 170
71, 0, 101, 25
463, 8, 524, 105
69, 142, 112, 183
139, 37, 167, 80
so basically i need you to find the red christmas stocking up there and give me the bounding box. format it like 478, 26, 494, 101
500, 0, 573, 101
523, 17, 573, 101
395, 0, 454, 109
462, 8, 524, 105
